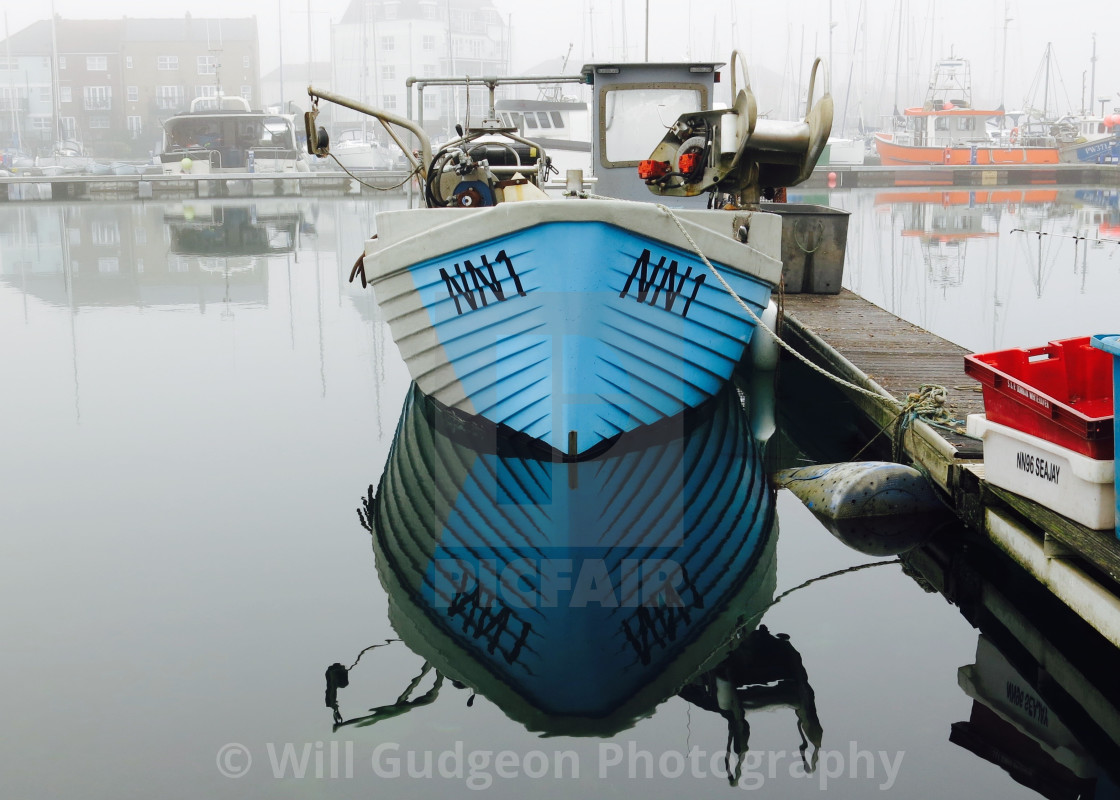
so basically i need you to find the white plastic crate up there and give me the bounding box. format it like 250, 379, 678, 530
967, 414, 1116, 530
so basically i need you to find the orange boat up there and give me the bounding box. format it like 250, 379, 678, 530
874, 58, 1059, 166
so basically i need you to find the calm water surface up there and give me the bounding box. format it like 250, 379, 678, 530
1, 189, 1117, 798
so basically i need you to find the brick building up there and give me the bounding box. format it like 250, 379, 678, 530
0, 14, 259, 158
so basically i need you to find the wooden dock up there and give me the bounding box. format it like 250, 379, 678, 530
0, 169, 413, 201
780, 290, 1120, 648
805, 162, 1120, 189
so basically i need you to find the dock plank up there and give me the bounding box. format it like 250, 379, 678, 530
780, 290, 986, 458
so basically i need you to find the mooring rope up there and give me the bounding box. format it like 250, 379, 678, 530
891, 384, 967, 462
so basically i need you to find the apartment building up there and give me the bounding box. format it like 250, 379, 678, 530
0, 14, 259, 157
331, 0, 509, 138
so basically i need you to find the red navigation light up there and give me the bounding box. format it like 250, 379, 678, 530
638, 160, 671, 180
678, 151, 701, 175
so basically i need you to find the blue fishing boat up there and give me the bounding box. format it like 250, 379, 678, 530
309, 52, 833, 455
363, 382, 777, 735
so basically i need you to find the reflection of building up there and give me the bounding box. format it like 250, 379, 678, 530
0, 15, 259, 157
261, 62, 333, 116
330, 0, 510, 138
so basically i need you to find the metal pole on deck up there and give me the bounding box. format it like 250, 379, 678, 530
644, 0, 649, 61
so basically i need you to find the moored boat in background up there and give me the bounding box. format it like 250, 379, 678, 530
874, 58, 1060, 166
157, 95, 310, 178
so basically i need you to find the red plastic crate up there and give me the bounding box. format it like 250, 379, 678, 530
963, 336, 1114, 459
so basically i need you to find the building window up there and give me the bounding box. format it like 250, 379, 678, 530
423, 64, 438, 78
126, 85, 139, 102
88, 115, 111, 129
92, 222, 119, 245
422, 34, 436, 51
197, 56, 216, 75
98, 258, 119, 273
158, 55, 179, 71
382, 94, 397, 110
423, 93, 438, 112
240, 85, 252, 102
87, 56, 108, 71
125, 56, 133, 69
37, 87, 51, 102
196, 85, 218, 99
30, 116, 51, 131
58, 56, 66, 70
421, 3, 438, 20
242, 55, 250, 69
60, 117, 76, 138
379, 36, 394, 52
381, 65, 395, 81
83, 86, 112, 111
156, 85, 184, 110
60, 85, 71, 103
384, 2, 399, 19
127, 116, 142, 138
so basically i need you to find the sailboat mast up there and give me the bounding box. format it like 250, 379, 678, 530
1090, 33, 1097, 117
1000, 1, 1011, 123
5, 13, 21, 152
1043, 42, 1051, 118
893, 0, 902, 113
278, 0, 285, 111
49, 0, 61, 145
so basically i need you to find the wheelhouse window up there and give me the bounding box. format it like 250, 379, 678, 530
601, 86, 702, 164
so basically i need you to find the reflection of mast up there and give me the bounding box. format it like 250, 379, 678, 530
316, 245, 325, 398
1036, 228, 1043, 298
58, 206, 80, 422
19, 206, 28, 322
285, 252, 295, 349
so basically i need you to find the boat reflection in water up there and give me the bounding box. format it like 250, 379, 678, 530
163, 202, 300, 298
0, 201, 310, 310
330, 377, 822, 781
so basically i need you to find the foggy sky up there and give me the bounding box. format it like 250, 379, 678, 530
3, 0, 1115, 120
